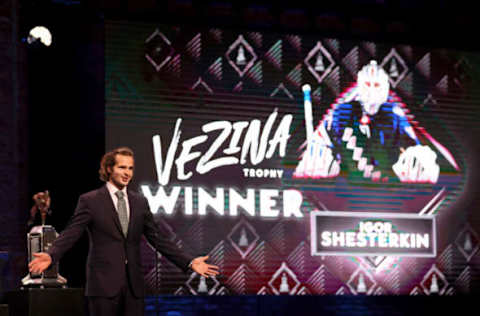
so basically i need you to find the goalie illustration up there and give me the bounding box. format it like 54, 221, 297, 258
294, 60, 460, 183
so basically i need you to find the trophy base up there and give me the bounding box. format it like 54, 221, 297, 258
21, 274, 67, 288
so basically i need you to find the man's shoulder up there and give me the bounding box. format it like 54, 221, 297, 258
127, 189, 146, 201
80, 186, 107, 200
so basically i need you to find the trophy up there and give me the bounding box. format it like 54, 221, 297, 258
22, 191, 67, 287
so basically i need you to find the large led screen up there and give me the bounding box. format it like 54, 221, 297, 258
106, 21, 480, 295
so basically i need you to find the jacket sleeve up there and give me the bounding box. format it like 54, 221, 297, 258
47, 195, 92, 264
141, 197, 194, 272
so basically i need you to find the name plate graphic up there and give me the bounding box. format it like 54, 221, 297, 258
310, 211, 436, 257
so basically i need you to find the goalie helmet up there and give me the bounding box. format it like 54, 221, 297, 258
357, 60, 390, 115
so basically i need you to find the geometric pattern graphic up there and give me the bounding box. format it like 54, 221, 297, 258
145, 29, 174, 72
396, 72, 413, 97
306, 264, 328, 294
436, 75, 448, 94
421, 93, 437, 108
420, 264, 449, 296
304, 41, 335, 84
227, 218, 260, 259
286, 35, 301, 53
455, 224, 480, 262
268, 262, 301, 295
346, 267, 377, 295
436, 244, 455, 277
208, 57, 223, 80
455, 266, 472, 294
380, 48, 408, 88
342, 46, 359, 78
106, 22, 479, 296
323, 66, 341, 97
191, 77, 213, 94
286, 63, 302, 87
270, 82, 293, 99
246, 241, 268, 276
364, 256, 388, 269
226, 264, 257, 294
225, 35, 258, 77
415, 53, 431, 79
265, 40, 282, 70
246, 61, 263, 85
186, 272, 220, 295
286, 241, 310, 277
186, 33, 201, 62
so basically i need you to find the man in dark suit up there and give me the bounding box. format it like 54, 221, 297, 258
29, 147, 219, 315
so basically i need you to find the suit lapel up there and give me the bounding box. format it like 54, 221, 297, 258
100, 185, 125, 239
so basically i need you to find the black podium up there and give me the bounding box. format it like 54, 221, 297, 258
7, 288, 85, 316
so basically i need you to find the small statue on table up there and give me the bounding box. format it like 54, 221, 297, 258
27, 191, 52, 229
22, 190, 66, 288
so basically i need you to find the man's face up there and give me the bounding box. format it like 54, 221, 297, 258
108, 154, 134, 190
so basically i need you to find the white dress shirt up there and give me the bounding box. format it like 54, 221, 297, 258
106, 181, 130, 220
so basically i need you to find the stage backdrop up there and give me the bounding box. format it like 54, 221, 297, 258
105, 21, 480, 295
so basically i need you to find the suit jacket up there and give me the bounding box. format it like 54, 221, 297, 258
48, 185, 193, 297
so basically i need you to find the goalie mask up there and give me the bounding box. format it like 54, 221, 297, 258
357, 60, 390, 115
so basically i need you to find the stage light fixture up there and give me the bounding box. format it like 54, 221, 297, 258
27, 26, 52, 47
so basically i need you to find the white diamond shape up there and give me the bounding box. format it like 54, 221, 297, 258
346, 267, 377, 295
225, 35, 258, 77
145, 29, 174, 72
455, 224, 480, 262
227, 218, 259, 259
304, 41, 335, 84
380, 48, 408, 88
185, 272, 220, 295
420, 264, 448, 295
268, 262, 301, 295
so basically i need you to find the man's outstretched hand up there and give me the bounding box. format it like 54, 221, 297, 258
28, 252, 52, 274
190, 256, 219, 278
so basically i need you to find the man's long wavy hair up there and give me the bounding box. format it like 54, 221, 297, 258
99, 147, 134, 182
